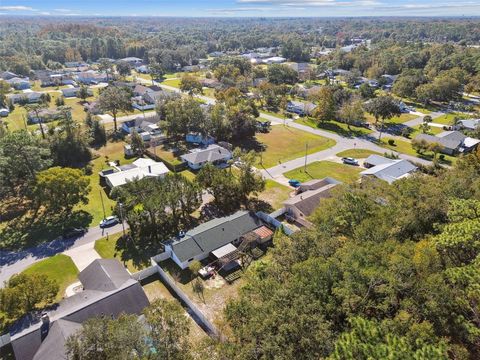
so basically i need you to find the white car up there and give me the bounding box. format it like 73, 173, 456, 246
99, 216, 119, 228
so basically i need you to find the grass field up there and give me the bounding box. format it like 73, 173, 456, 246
284, 161, 362, 184
296, 117, 373, 137
94, 233, 141, 273
365, 113, 417, 125
161, 78, 181, 88
257, 180, 292, 210
336, 149, 382, 158
79, 141, 136, 225
254, 126, 336, 168
433, 113, 467, 125
22, 254, 79, 300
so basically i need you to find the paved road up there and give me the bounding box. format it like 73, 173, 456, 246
0, 223, 125, 286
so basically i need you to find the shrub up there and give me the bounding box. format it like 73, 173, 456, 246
388, 139, 395, 146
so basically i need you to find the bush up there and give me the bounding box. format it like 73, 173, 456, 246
388, 139, 395, 146
439, 154, 445, 161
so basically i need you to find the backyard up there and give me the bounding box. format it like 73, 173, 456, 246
284, 160, 362, 183
257, 179, 292, 210
253, 125, 336, 168
22, 254, 79, 301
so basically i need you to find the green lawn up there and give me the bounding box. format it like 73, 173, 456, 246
257, 180, 292, 210
94, 233, 141, 273
380, 137, 457, 165
78, 141, 136, 226
254, 126, 336, 168
365, 113, 417, 125
284, 161, 362, 184
336, 149, 382, 158
433, 113, 467, 126
22, 254, 79, 301
296, 117, 373, 137
161, 78, 181, 88
409, 125, 443, 139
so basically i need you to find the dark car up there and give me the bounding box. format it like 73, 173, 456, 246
62, 227, 87, 239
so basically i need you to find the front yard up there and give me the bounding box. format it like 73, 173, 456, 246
296, 117, 373, 137
284, 160, 362, 184
94, 233, 143, 273
22, 254, 79, 301
253, 126, 336, 168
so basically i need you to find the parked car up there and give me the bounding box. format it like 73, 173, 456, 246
341, 157, 359, 166
288, 179, 301, 188
100, 216, 119, 228
62, 227, 87, 239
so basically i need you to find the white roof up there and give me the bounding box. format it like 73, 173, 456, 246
211, 243, 237, 259
105, 158, 169, 188
463, 137, 480, 148
361, 159, 417, 184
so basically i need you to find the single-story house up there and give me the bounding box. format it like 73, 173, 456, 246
9, 92, 42, 104
121, 116, 162, 137
181, 144, 231, 170
200, 78, 222, 89
6, 259, 149, 360
361, 156, 417, 184
264, 56, 286, 64
6, 77, 30, 90
414, 131, 480, 155
185, 132, 215, 146
164, 211, 273, 269
135, 65, 149, 74
61, 87, 93, 98
289, 62, 311, 74
83, 101, 101, 114
286, 101, 317, 116
0, 71, 19, 80
28, 108, 66, 124
75, 71, 109, 84
133, 84, 162, 97
363, 154, 397, 168
297, 85, 321, 99
0, 108, 9, 117
104, 158, 170, 189
455, 119, 480, 131
284, 178, 341, 220
118, 57, 143, 66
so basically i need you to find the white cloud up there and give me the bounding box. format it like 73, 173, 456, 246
0, 6, 35, 11
53, 9, 73, 13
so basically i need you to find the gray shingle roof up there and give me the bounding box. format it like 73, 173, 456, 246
171, 211, 263, 262
364, 154, 395, 167
78, 259, 132, 291
361, 159, 417, 184
180, 145, 231, 165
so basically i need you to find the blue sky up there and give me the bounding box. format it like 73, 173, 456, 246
1, 0, 480, 17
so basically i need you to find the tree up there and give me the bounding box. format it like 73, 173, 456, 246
25, 103, 48, 139
98, 58, 114, 81
330, 317, 448, 360
39, 93, 51, 105
337, 97, 365, 129
234, 148, 265, 205
162, 96, 205, 139
116, 60, 132, 78
130, 129, 145, 156
34, 167, 90, 215
98, 86, 133, 132
78, 86, 90, 102
143, 299, 192, 360
428, 142, 443, 160
281, 38, 310, 62
66, 314, 149, 360
358, 83, 375, 99
180, 74, 203, 95
149, 61, 165, 85
0, 130, 51, 201
364, 96, 401, 140
88, 119, 107, 146
55, 95, 65, 106
412, 138, 429, 154
311, 87, 336, 124
0, 273, 58, 331
0, 80, 10, 106
267, 64, 298, 85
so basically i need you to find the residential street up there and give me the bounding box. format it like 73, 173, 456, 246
0, 223, 125, 286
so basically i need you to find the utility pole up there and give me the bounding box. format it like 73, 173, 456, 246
119, 203, 126, 238
304, 141, 308, 172
99, 190, 106, 220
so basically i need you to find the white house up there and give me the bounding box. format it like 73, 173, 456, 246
361, 155, 417, 184
104, 158, 170, 189
180, 144, 232, 170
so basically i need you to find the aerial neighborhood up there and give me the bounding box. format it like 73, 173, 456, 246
0, 13, 480, 360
